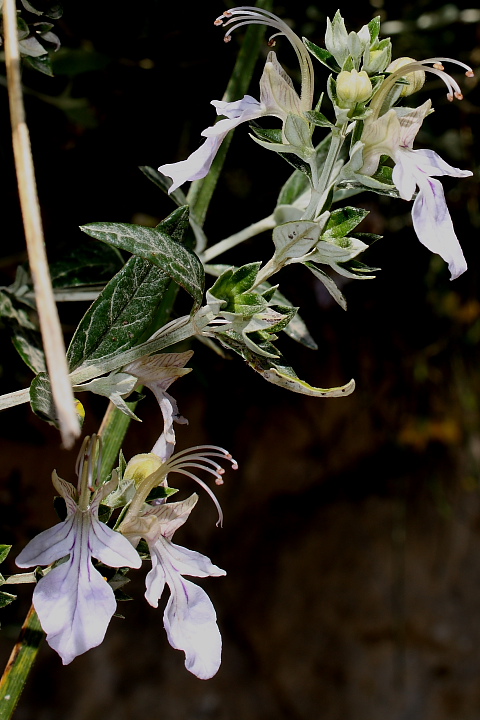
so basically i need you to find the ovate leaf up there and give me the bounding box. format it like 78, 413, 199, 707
80, 211, 204, 311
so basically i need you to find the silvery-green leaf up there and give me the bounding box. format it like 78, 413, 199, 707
19, 36, 47, 57
311, 237, 369, 263
304, 110, 334, 128
73, 373, 140, 421
12, 328, 46, 374
283, 114, 312, 150
325, 12, 349, 67
217, 332, 354, 397
272, 220, 324, 264
80, 216, 204, 311
260, 367, 355, 397
0, 291, 35, 329
304, 262, 347, 310
30, 372, 58, 427
273, 205, 305, 224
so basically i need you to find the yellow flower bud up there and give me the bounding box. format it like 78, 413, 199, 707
336, 69, 373, 107
386, 57, 425, 96
124, 453, 163, 486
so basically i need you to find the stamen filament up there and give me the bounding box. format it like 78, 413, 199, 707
215, 6, 314, 111
370, 58, 474, 120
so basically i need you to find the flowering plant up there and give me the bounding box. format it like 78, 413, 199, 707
0, 1, 474, 716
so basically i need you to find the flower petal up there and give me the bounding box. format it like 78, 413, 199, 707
164, 573, 222, 679
144, 550, 166, 608
16, 516, 75, 568
409, 148, 473, 179
159, 135, 225, 193
411, 174, 467, 280
32, 513, 117, 664
88, 512, 141, 569
203, 96, 264, 138
157, 536, 226, 579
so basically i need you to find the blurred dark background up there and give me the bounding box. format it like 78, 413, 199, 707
1, 1, 480, 718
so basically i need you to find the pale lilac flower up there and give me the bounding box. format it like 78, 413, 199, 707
124, 351, 193, 461
122, 494, 225, 679
16, 436, 141, 664
360, 58, 474, 279
159, 6, 314, 193
118, 445, 238, 678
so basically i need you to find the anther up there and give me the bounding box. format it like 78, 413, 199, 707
466, 70, 474, 78
433, 62, 444, 70
267, 38, 276, 46
224, 35, 232, 43
215, 478, 224, 486
455, 92, 464, 100
214, 19, 224, 26
447, 93, 454, 101
223, 10, 233, 17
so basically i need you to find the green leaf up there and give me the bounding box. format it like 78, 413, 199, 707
50, 243, 123, 289
217, 331, 354, 397
12, 328, 46, 374
20, 0, 63, 18
249, 125, 283, 144
304, 262, 347, 310
303, 38, 341, 72
277, 168, 310, 206
210, 263, 261, 307
139, 165, 188, 208
66, 256, 175, 371
0, 546, 12, 566
304, 110, 334, 128
0, 290, 35, 329
323, 207, 369, 239
23, 53, 54, 77
368, 16, 381, 43
80, 215, 204, 311
30, 372, 58, 427
0, 591, 17, 609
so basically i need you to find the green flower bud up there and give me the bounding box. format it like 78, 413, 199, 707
336, 69, 373, 107
386, 57, 426, 96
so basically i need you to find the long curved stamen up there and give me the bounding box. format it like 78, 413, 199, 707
169, 469, 225, 527
215, 6, 314, 112
124, 445, 237, 528
370, 58, 474, 120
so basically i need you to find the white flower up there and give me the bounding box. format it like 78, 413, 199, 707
159, 6, 314, 193
118, 445, 237, 678
122, 494, 225, 679
16, 436, 141, 664
360, 99, 471, 279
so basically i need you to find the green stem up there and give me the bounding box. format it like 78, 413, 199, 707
202, 213, 275, 263
186, 0, 273, 226
0, 606, 44, 720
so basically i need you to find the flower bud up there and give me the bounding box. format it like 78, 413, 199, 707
336, 69, 373, 107
124, 453, 163, 486
386, 57, 426, 96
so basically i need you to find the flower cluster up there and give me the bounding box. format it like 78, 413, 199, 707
16, 428, 237, 678
159, 6, 473, 282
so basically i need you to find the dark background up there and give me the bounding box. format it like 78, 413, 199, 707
1, 1, 480, 718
